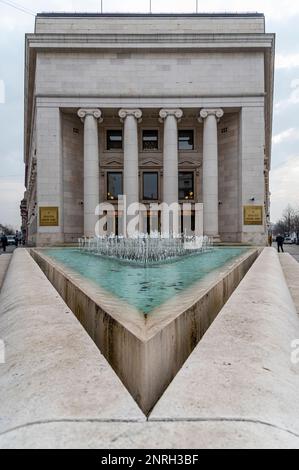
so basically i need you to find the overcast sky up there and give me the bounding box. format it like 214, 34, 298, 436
0, 0, 298, 229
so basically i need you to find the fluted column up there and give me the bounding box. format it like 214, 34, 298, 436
198, 108, 223, 240
78, 108, 103, 237
119, 109, 142, 215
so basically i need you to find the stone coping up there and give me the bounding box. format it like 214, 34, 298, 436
0, 249, 144, 440
149, 248, 299, 442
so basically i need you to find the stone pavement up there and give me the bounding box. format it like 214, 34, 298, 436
280, 243, 299, 263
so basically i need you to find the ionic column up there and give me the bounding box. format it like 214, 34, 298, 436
198, 108, 223, 241
119, 108, 142, 213
159, 109, 183, 235
78, 108, 103, 237
159, 109, 183, 206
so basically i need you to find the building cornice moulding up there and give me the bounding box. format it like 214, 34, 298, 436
26, 33, 275, 52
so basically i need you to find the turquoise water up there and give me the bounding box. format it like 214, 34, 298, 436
44, 247, 248, 314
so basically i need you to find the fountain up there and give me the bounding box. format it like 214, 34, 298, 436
78, 232, 213, 264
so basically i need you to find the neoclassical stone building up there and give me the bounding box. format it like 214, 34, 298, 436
24, 12, 275, 245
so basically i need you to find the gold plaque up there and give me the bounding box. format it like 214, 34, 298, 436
39, 207, 59, 227
243, 205, 263, 226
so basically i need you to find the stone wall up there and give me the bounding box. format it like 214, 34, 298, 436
218, 112, 240, 242
35, 51, 265, 98
239, 106, 266, 244
36, 107, 64, 245
62, 113, 84, 243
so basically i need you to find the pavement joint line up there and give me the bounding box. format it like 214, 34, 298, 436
149, 417, 299, 439
1, 417, 299, 441
0, 418, 145, 437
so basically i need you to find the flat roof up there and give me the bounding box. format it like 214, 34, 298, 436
36, 12, 265, 18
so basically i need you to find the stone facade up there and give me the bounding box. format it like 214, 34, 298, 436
24, 13, 275, 245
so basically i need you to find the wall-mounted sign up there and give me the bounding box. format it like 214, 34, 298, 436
243, 205, 263, 226
39, 207, 59, 227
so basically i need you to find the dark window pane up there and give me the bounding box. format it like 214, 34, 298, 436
143, 172, 158, 200
178, 130, 194, 150
107, 130, 123, 150
178, 172, 194, 200
142, 130, 159, 150
107, 172, 123, 200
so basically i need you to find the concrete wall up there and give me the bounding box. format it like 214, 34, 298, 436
31, 247, 258, 414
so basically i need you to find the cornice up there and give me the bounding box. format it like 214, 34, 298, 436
26, 33, 275, 51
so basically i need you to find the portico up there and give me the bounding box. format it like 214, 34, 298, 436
75, 106, 225, 239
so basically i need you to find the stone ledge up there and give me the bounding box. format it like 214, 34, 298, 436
0, 249, 144, 439
149, 248, 299, 444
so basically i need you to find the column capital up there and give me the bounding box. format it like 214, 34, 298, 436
159, 108, 183, 122
77, 108, 103, 123
119, 108, 142, 123
198, 108, 224, 123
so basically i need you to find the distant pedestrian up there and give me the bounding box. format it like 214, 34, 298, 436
276, 233, 285, 253
15, 234, 19, 247
1, 233, 8, 253
268, 233, 273, 247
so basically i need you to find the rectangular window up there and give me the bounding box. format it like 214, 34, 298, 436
107, 130, 123, 150
143, 172, 159, 200
142, 130, 159, 150
107, 172, 123, 200
179, 172, 194, 200
178, 130, 194, 150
